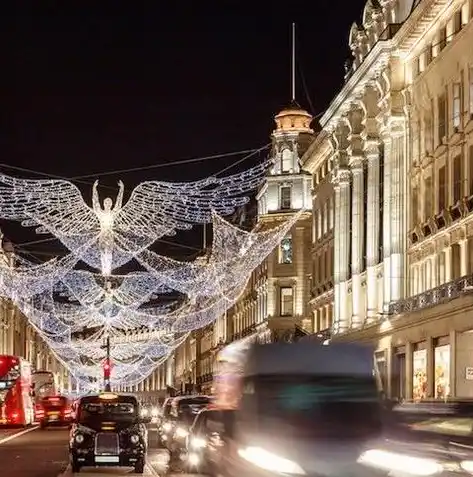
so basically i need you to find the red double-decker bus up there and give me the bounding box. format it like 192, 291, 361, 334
0, 355, 35, 426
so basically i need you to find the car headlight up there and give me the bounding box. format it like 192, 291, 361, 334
162, 422, 172, 432
238, 446, 305, 475
190, 436, 206, 449
175, 427, 189, 438
358, 449, 443, 476
74, 434, 84, 444
461, 461, 473, 473
130, 434, 140, 445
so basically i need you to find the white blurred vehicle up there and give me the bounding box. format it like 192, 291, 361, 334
205, 340, 385, 477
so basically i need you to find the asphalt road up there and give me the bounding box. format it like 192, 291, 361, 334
0, 425, 199, 477
0, 426, 69, 477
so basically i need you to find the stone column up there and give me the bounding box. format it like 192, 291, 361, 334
338, 169, 351, 332
333, 183, 341, 329
364, 139, 380, 320
460, 240, 468, 276
381, 130, 392, 313
350, 157, 365, 328
445, 246, 452, 282
390, 120, 406, 302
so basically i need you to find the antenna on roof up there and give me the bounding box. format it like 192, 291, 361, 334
291, 22, 296, 102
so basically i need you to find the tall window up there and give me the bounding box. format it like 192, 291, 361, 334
424, 113, 433, 153
438, 166, 447, 211
281, 149, 292, 173
424, 175, 433, 219
280, 287, 294, 316
438, 93, 447, 142
279, 237, 293, 264
453, 154, 463, 203
280, 186, 291, 209
439, 27, 447, 51
322, 201, 328, 235
453, 83, 462, 129
412, 186, 419, 227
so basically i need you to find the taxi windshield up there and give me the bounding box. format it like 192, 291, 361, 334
78, 400, 137, 423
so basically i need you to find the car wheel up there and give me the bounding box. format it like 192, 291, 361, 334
71, 459, 81, 473
134, 459, 145, 474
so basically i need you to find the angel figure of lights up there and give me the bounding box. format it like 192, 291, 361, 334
0, 161, 269, 273
92, 180, 124, 275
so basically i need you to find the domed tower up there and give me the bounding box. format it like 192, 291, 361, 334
257, 100, 314, 215
255, 97, 315, 339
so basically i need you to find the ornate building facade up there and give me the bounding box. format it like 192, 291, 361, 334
301, 131, 335, 339
317, 0, 473, 401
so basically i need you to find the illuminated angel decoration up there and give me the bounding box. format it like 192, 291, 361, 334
92, 180, 124, 274
0, 161, 269, 272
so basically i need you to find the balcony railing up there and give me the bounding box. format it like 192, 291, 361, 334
389, 274, 473, 316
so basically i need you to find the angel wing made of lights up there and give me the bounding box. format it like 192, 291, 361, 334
0, 173, 100, 239
113, 160, 270, 237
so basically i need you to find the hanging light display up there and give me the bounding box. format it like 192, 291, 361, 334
0, 166, 302, 390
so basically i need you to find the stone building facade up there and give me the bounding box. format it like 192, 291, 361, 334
316, 0, 473, 401
301, 131, 335, 339
0, 237, 71, 392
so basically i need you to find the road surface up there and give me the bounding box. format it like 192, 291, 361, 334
0, 426, 69, 477
0, 425, 201, 476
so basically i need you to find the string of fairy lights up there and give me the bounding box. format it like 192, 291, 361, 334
0, 163, 300, 390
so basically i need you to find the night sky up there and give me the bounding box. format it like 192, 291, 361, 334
2, 1, 365, 259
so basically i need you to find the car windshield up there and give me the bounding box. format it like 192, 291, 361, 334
78, 401, 137, 423
242, 375, 382, 439
175, 398, 210, 426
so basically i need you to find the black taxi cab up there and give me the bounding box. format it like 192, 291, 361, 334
69, 392, 151, 474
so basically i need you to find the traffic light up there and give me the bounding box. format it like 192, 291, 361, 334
103, 359, 111, 380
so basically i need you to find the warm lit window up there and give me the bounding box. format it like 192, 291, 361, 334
453, 154, 463, 203
439, 27, 447, 51
412, 186, 419, 226
438, 93, 447, 142
280, 186, 291, 209
424, 113, 433, 153
281, 149, 292, 173
279, 237, 293, 264
438, 166, 447, 211
424, 175, 433, 219
453, 83, 462, 129
280, 287, 294, 316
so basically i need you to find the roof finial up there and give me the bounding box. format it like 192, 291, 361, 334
291, 22, 296, 103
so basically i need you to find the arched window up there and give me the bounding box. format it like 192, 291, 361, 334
281, 148, 292, 173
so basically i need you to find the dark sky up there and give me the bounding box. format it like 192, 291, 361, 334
1, 1, 365, 259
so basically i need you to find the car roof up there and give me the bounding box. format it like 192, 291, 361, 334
78, 393, 138, 404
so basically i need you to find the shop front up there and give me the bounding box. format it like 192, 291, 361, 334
334, 289, 473, 400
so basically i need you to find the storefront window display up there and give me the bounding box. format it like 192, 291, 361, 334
413, 349, 427, 401
435, 345, 450, 399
